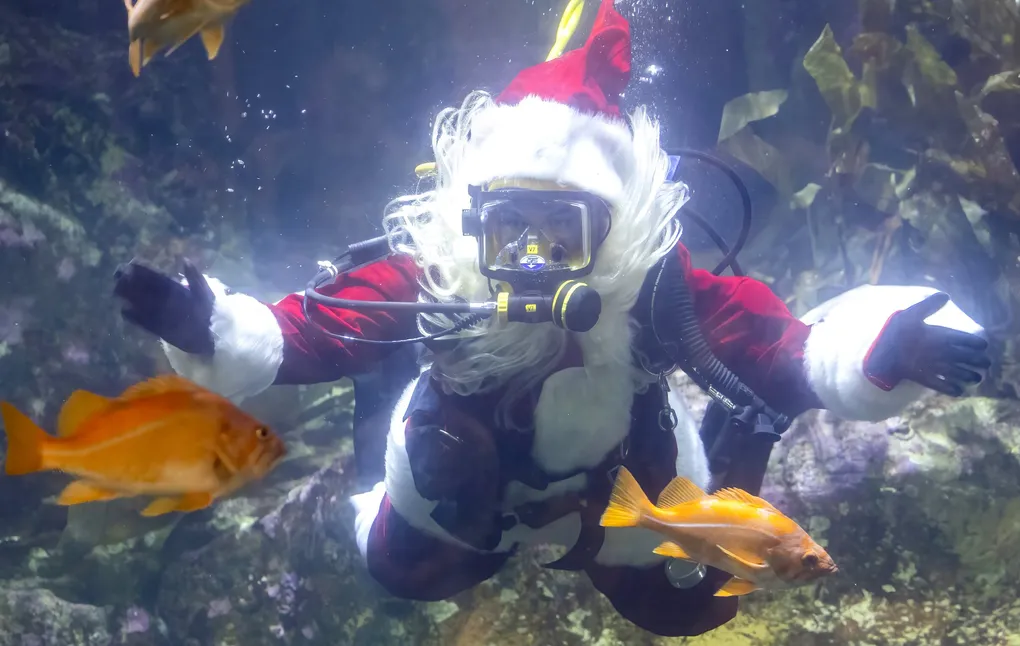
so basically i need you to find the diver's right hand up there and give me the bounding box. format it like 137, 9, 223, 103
113, 259, 216, 355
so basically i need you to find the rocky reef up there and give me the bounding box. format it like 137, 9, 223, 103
3, 0, 1020, 644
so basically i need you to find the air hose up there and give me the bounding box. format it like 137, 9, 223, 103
651, 248, 751, 401
648, 243, 790, 475
302, 256, 490, 346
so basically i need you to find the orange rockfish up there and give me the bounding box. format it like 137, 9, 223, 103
600, 467, 838, 597
0, 374, 285, 516
123, 0, 252, 77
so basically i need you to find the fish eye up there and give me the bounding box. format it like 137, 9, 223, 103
255, 426, 270, 439
802, 553, 820, 568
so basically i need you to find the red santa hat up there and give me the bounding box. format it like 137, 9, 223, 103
462, 0, 636, 207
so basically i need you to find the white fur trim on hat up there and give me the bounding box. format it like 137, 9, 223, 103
462, 96, 635, 207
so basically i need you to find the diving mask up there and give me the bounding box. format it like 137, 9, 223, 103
462, 184, 612, 288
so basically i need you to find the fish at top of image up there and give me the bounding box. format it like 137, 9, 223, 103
600, 467, 838, 598
0, 373, 286, 517
123, 0, 252, 77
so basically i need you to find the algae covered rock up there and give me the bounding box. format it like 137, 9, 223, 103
674, 374, 1020, 645
155, 461, 441, 646
153, 454, 666, 646
4, 0, 1020, 645
0, 585, 168, 646
0, 587, 111, 646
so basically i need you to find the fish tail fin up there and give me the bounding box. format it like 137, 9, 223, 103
1, 403, 49, 475
600, 467, 652, 528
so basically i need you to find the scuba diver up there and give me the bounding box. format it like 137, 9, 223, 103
111, 0, 990, 636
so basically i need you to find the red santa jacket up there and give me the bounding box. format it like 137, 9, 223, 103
267, 243, 822, 416
142, 219, 982, 635
255, 241, 826, 636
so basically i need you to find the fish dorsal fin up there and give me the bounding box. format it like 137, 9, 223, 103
656, 476, 706, 509
58, 391, 115, 437
711, 487, 779, 512
717, 545, 768, 570
119, 374, 206, 401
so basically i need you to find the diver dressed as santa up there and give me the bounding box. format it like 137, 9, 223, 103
113, 0, 990, 636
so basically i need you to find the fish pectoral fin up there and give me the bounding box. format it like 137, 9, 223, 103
57, 481, 123, 505
717, 545, 769, 571
141, 492, 213, 516
715, 577, 759, 597
58, 390, 114, 437
656, 476, 706, 508
200, 24, 225, 59
213, 446, 241, 476
652, 541, 692, 560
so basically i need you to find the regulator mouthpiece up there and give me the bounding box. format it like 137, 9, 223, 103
496, 280, 602, 333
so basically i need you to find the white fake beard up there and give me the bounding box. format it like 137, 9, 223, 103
427, 258, 652, 432
382, 92, 689, 429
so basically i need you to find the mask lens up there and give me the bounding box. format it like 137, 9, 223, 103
479, 196, 592, 275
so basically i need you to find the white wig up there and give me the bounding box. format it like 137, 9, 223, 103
381, 91, 689, 429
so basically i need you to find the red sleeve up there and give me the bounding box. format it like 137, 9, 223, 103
677, 244, 823, 416
269, 254, 420, 385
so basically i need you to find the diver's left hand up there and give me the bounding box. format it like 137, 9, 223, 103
863, 292, 991, 396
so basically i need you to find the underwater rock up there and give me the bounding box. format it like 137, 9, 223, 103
675, 373, 1020, 644
155, 460, 440, 645
152, 372, 1020, 646
155, 456, 664, 646
0, 587, 110, 646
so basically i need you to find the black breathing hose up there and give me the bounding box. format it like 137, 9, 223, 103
302, 264, 488, 345
652, 245, 755, 405
667, 149, 753, 277
300, 148, 756, 346
678, 206, 744, 277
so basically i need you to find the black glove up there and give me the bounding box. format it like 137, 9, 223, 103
113, 259, 217, 355
863, 292, 990, 396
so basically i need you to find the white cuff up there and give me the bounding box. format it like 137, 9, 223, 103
162, 276, 284, 403
350, 482, 386, 561
802, 284, 984, 422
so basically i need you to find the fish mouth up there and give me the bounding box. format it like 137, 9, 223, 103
253, 442, 286, 474
805, 563, 839, 581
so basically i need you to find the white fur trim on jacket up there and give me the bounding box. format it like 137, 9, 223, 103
369, 367, 711, 570
595, 384, 710, 567
801, 284, 984, 422
378, 375, 483, 552
350, 482, 386, 560
462, 96, 635, 207
162, 275, 284, 403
